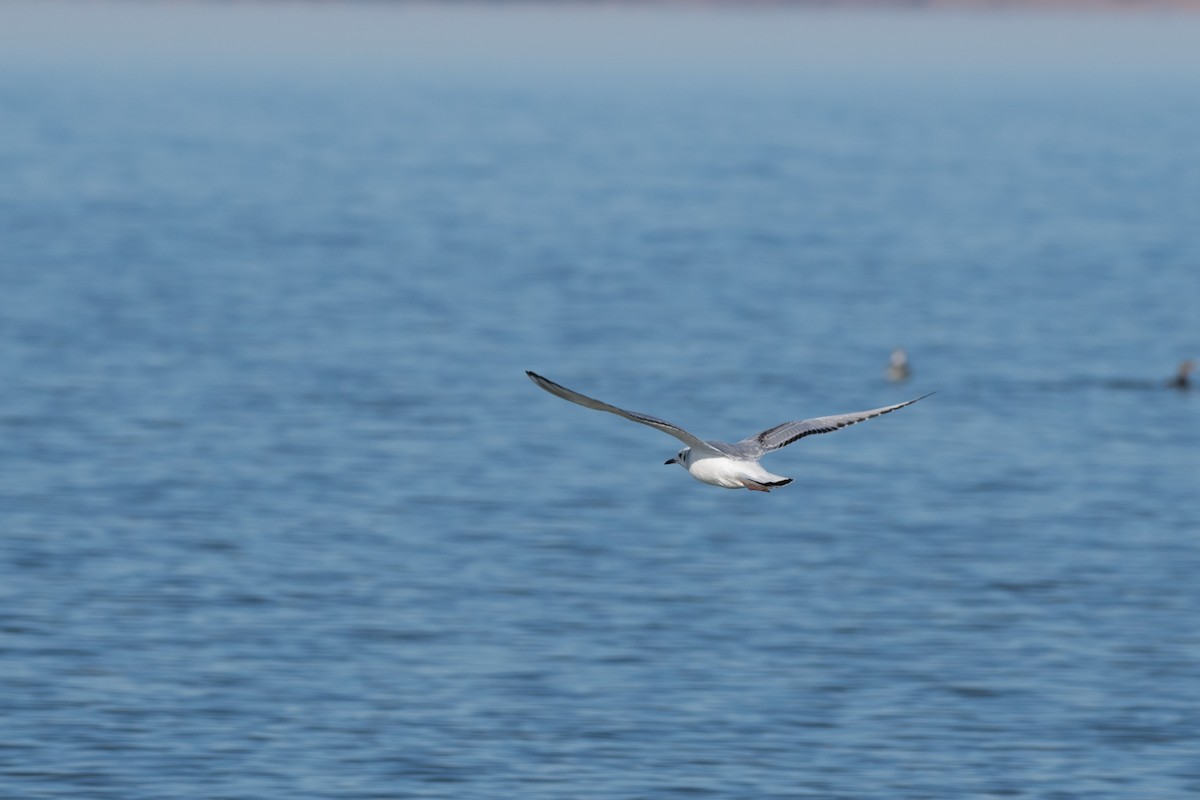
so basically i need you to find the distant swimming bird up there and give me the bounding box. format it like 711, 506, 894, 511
1170, 359, 1195, 390
887, 348, 911, 382
527, 370, 931, 492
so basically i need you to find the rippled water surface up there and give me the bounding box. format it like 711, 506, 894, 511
2, 4, 1199, 798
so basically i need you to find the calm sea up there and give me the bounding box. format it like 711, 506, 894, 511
1, 3, 1198, 798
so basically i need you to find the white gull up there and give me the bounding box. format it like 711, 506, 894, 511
527, 370, 932, 493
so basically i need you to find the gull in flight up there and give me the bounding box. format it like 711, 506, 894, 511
527, 371, 932, 492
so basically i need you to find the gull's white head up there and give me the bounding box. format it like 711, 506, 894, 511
665, 448, 691, 468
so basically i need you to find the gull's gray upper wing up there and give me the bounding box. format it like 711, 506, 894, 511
527, 371, 720, 454
734, 393, 934, 458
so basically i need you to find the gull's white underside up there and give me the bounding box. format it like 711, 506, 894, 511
686, 454, 791, 490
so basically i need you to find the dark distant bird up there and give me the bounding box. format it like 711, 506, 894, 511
886, 348, 911, 382
1170, 359, 1195, 390
527, 370, 931, 493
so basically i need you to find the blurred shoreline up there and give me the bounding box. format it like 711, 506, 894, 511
304, 0, 1200, 11
503, 0, 1200, 7
10, 0, 1200, 10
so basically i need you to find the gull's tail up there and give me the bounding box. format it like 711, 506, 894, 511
744, 478, 793, 493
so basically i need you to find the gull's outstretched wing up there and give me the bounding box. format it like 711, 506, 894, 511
736, 393, 934, 457
527, 371, 720, 454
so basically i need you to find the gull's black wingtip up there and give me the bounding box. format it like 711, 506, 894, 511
527, 370, 553, 389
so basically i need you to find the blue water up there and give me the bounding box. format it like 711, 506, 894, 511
2, 4, 1199, 798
